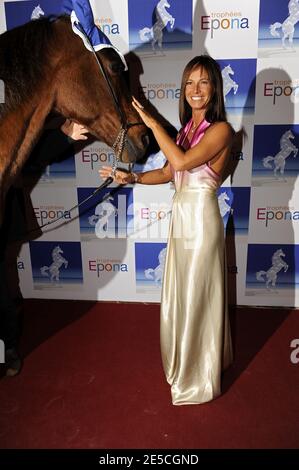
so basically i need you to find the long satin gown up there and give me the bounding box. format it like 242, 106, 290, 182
160, 118, 233, 405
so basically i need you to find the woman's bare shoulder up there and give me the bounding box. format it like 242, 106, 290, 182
208, 121, 234, 134
206, 121, 234, 143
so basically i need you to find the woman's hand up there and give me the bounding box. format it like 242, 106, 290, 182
99, 166, 134, 185
132, 96, 157, 130
61, 119, 89, 141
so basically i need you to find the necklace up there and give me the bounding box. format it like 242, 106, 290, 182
190, 121, 199, 134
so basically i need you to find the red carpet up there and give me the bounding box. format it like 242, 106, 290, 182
0, 300, 298, 449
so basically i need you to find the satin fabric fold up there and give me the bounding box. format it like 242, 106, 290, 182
160, 119, 233, 405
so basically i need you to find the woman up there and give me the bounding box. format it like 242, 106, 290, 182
100, 55, 233, 405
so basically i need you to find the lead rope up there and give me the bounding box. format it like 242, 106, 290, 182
24, 124, 130, 234
111, 127, 127, 176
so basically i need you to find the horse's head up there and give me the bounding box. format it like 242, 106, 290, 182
53, 246, 63, 256
286, 130, 295, 140
160, 0, 171, 8
223, 65, 233, 76
220, 191, 229, 201
275, 249, 285, 258
54, 19, 149, 163
31, 5, 45, 20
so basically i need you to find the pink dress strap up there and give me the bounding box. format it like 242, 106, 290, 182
177, 118, 211, 147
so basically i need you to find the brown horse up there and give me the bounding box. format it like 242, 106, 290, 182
0, 15, 149, 223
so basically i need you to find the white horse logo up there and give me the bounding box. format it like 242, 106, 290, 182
262, 130, 298, 179
31, 5, 45, 20
89, 195, 117, 235
221, 65, 239, 102
218, 191, 233, 218
40, 246, 68, 282
270, 0, 299, 49
256, 249, 288, 289
139, 0, 175, 53
41, 165, 51, 181
144, 247, 167, 285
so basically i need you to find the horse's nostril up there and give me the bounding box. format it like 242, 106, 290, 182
141, 133, 150, 149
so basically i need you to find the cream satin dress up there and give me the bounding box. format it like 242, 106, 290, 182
160, 118, 233, 405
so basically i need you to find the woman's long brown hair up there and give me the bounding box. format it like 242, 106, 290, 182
179, 55, 227, 126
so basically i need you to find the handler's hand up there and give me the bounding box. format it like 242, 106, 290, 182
61, 119, 89, 141
99, 166, 133, 185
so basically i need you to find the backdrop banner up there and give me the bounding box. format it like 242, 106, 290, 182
1, 0, 298, 306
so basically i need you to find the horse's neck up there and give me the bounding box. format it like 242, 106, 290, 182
290, 11, 299, 22
220, 195, 229, 205
0, 95, 53, 185
272, 254, 283, 266
281, 134, 288, 145
281, 134, 292, 148
289, 0, 299, 13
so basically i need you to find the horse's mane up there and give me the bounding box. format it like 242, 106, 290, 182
0, 16, 67, 118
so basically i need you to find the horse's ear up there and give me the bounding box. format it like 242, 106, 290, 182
61, 0, 128, 70
61, 0, 110, 45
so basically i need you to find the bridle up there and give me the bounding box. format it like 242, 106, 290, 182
86, 30, 143, 177
27, 24, 143, 234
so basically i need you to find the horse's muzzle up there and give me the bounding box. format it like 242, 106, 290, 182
123, 129, 149, 163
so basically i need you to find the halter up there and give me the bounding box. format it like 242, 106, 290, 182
82, 25, 142, 176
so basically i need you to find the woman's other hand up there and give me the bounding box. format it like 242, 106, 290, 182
132, 96, 157, 130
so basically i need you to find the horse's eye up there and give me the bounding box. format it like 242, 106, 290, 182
110, 62, 124, 74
